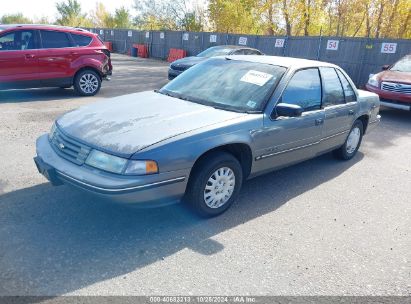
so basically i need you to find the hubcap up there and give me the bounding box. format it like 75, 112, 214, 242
346, 127, 361, 154
204, 167, 236, 209
79, 73, 99, 94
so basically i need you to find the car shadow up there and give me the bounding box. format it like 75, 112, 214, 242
0, 152, 363, 295
363, 107, 411, 152
0, 88, 80, 103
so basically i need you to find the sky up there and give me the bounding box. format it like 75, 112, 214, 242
2, 0, 135, 20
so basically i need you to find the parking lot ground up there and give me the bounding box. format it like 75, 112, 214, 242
0, 54, 410, 296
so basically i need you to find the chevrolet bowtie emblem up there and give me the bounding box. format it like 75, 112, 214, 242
59, 143, 65, 149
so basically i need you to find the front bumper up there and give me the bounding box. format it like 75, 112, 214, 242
365, 84, 411, 110
34, 134, 188, 206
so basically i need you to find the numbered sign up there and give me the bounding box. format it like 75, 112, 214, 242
99, 29, 103, 35
381, 43, 397, 54
160, 32, 165, 39
182, 33, 189, 41
326, 40, 339, 50
110, 30, 114, 36
210, 34, 217, 43
127, 30, 132, 37
145, 32, 150, 38
238, 37, 247, 45
275, 38, 285, 48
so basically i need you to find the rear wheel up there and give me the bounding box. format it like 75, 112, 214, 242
333, 120, 364, 160
74, 70, 101, 96
184, 152, 243, 217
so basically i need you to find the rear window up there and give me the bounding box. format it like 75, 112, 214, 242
71, 33, 92, 47
40, 30, 72, 48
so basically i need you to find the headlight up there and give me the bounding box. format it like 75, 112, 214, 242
85, 149, 159, 175
85, 150, 127, 174
368, 74, 379, 87
125, 160, 158, 175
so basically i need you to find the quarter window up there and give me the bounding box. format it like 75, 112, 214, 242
336, 69, 356, 102
281, 68, 322, 111
71, 34, 92, 47
40, 30, 71, 48
320, 67, 345, 107
0, 30, 36, 51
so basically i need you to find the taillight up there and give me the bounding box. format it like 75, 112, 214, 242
102, 49, 110, 58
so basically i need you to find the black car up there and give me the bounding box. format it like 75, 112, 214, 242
168, 45, 264, 80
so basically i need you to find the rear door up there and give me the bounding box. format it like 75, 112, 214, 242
37, 30, 74, 86
319, 67, 359, 151
255, 68, 325, 172
0, 30, 39, 88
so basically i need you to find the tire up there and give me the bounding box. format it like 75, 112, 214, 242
333, 120, 364, 160
184, 152, 243, 217
74, 70, 101, 96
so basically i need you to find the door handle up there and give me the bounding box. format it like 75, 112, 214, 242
315, 118, 324, 125
25, 54, 35, 59
348, 110, 355, 115
70, 51, 79, 56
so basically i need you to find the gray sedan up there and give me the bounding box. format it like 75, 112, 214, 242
34, 55, 381, 217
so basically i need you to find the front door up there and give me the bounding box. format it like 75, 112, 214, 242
0, 30, 39, 88
254, 68, 325, 173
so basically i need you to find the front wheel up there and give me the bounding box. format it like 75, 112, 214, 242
74, 70, 101, 96
333, 120, 364, 160
184, 152, 243, 217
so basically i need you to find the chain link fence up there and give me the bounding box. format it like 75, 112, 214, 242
89, 28, 411, 87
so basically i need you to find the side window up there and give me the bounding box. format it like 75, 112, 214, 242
0, 30, 36, 51
232, 49, 246, 55
320, 67, 345, 107
281, 68, 322, 111
40, 30, 72, 49
71, 34, 92, 47
336, 69, 357, 102
244, 49, 261, 55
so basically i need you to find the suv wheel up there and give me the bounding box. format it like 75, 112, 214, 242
333, 120, 364, 160
74, 70, 101, 96
184, 152, 243, 217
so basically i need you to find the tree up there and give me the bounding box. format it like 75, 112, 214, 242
113, 7, 132, 29
56, 0, 90, 27
0, 13, 33, 24
90, 2, 111, 28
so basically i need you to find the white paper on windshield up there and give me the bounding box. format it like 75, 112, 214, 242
240, 70, 273, 86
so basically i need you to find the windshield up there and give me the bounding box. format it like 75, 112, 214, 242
390, 56, 411, 72
159, 58, 286, 113
197, 47, 235, 58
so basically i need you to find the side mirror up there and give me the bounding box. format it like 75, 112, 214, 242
275, 103, 303, 118
382, 64, 390, 71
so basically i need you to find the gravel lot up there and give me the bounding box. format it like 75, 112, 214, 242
0, 54, 410, 296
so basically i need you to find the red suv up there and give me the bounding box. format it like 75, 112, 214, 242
0, 24, 112, 96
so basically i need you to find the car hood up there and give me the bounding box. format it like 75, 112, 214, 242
378, 70, 411, 84
57, 91, 246, 157
171, 56, 206, 68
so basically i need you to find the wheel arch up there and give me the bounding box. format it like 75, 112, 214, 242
189, 143, 253, 182
357, 114, 369, 134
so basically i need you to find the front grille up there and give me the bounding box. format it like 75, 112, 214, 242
170, 64, 187, 71
381, 82, 411, 95
50, 127, 91, 165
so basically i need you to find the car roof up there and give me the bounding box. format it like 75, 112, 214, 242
223, 55, 339, 69
0, 24, 92, 35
